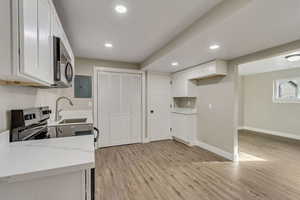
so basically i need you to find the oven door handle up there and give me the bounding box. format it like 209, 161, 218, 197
93, 127, 100, 143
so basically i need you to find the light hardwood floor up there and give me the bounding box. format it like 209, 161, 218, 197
95, 131, 300, 200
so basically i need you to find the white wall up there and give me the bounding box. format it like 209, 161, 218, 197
48, 58, 139, 110
0, 86, 37, 132
241, 67, 300, 136
0, 57, 139, 133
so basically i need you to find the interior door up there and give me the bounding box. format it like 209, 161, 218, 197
97, 71, 142, 147
148, 72, 171, 141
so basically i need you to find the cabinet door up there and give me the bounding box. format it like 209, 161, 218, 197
172, 114, 184, 140
20, 0, 39, 79
38, 0, 53, 84
171, 73, 188, 97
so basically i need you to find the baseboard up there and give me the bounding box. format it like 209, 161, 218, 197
173, 136, 192, 146
194, 141, 234, 161
240, 126, 300, 141
149, 136, 172, 143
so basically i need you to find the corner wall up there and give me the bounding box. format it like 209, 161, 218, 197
196, 66, 236, 155
195, 40, 300, 161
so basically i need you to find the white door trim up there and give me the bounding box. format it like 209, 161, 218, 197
93, 66, 146, 149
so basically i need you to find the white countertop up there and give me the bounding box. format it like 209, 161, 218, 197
0, 132, 95, 182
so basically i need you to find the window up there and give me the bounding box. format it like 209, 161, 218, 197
274, 78, 300, 103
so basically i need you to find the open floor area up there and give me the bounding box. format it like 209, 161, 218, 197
1, 1, 300, 199
95, 132, 300, 200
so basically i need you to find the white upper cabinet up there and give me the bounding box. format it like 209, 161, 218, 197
20, 0, 39, 80
38, 0, 53, 84
171, 60, 227, 97
0, 0, 73, 86
171, 72, 189, 97
171, 71, 197, 97
187, 60, 227, 80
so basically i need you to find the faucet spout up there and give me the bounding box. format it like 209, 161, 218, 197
55, 96, 74, 122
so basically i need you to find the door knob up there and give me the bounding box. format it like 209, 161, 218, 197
150, 110, 154, 114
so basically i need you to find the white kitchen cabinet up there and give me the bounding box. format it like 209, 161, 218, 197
51, 5, 75, 67
187, 60, 227, 80
19, 0, 39, 80
171, 113, 197, 145
0, 0, 73, 86
0, 170, 87, 200
171, 72, 188, 97
171, 60, 227, 97
18, 0, 53, 85
38, 0, 53, 84
171, 71, 196, 97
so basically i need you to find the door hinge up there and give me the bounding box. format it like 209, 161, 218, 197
170, 80, 173, 85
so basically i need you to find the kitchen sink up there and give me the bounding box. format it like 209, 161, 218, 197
59, 118, 87, 124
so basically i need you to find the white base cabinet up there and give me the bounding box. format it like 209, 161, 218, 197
0, 170, 91, 200
171, 113, 197, 145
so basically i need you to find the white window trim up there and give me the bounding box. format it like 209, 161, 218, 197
273, 78, 300, 104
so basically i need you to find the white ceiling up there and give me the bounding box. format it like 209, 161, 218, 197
239, 50, 300, 76
52, 0, 222, 63
144, 0, 300, 72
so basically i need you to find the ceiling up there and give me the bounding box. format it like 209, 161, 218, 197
143, 0, 300, 72
239, 50, 300, 76
52, 0, 222, 63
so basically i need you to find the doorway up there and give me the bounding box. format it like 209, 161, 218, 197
147, 72, 171, 142
93, 67, 145, 148
236, 49, 300, 162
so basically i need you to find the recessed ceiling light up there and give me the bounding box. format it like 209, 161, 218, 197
209, 44, 220, 50
115, 5, 127, 14
104, 43, 113, 48
172, 62, 179, 66
285, 54, 300, 62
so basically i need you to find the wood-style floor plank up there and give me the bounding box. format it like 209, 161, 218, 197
95, 132, 300, 200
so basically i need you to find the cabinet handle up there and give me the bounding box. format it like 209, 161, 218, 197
93, 127, 100, 143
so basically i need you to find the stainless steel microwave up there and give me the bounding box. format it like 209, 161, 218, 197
53, 36, 74, 88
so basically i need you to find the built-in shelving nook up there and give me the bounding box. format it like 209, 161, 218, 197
172, 97, 197, 114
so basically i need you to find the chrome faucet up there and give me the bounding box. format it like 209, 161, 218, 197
55, 96, 74, 122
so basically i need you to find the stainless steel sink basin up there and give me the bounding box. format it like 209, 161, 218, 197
59, 118, 87, 124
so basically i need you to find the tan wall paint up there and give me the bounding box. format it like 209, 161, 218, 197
193, 40, 300, 156
242, 68, 300, 136
196, 66, 236, 154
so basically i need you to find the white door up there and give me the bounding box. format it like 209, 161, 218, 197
97, 71, 142, 147
147, 72, 171, 141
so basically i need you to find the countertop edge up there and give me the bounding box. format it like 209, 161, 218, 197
0, 161, 95, 184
